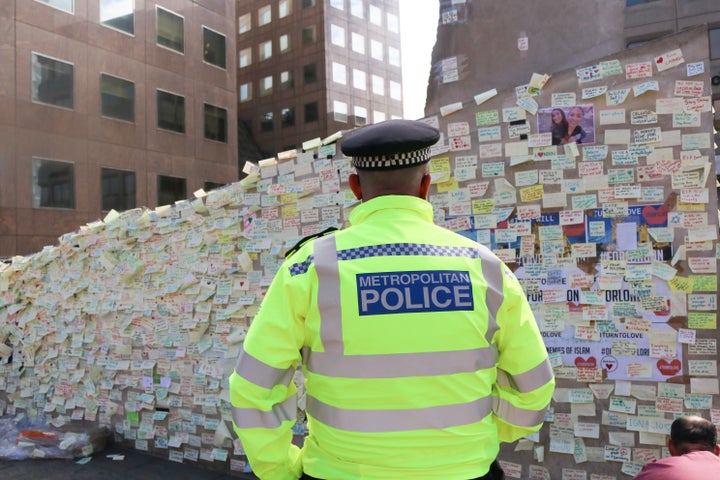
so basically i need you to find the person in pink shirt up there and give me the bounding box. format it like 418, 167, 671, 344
633, 415, 720, 479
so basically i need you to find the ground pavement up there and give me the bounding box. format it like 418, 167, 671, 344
0, 444, 256, 480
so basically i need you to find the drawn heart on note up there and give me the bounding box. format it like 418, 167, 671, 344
657, 358, 681, 376
656, 56, 664, 64
642, 205, 668, 225
563, 223, 585, 237
537, 152, 544, 158
575, 356, 597, 368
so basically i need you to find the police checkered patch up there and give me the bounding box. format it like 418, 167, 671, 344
351, 147, 432, 170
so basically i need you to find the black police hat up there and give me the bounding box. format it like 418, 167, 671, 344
341, 119, 440, 170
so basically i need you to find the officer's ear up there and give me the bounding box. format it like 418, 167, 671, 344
419, 173, 431, 200
349, 173, 363, 200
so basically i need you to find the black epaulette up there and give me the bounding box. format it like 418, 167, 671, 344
284, 227, 339, 259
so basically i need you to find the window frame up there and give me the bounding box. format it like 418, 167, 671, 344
258, 5, 272, 26
303, 63, 318, 84
99, 0, 134, 35
281, 107, 295, 128
101, 167, 136, 212
333, 100, 348, 123
260, 111, 274, 132
239, 82, 252, 102
157, 175, 187, 206
239, 47, 252, 68
33, 157, 75, 209
260, 75, 273, 96
156, 6, 185, 53
35, 0, 74, 14
156, 89, 186, 134
202, 26, 227, 69
203, 103, 228, 143
31, 52, 74, 110
304, 101, 319, 123
100, 72, 135, 122
259, 40, 273, 61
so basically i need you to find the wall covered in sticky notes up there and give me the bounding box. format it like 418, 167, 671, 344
426, 26, 719, 479
0, 27, 718, 479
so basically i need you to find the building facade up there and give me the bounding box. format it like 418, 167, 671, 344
0, 0, 239, 256
425, 0, 720, 122
236, 0, 404, 156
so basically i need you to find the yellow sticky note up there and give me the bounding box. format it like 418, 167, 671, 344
520, 184, 544, 202
436, 177, 459, 193
688, 312, 717, 329
669, 275, 693, 293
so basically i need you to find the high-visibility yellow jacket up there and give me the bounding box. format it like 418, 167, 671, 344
229, 195, 555, 480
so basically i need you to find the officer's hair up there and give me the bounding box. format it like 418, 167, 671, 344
356, 164, 428, 196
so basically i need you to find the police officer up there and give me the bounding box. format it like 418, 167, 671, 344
229, 119, 555, 480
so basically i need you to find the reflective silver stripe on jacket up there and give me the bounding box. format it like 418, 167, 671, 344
231, 395, 297, 429
234, 346, 296, 390
493, 395, 549, 428
306, 395, 493, 433
497, 357, 554, 393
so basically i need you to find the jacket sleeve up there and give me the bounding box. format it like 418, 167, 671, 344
228, 259, 309, 480
491, 263, 555, 443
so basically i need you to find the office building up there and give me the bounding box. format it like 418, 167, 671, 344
235, 0, 404, 156
0, 1, 238, 256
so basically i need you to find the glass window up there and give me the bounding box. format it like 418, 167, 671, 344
387, 12, 399, 33
203, 27, 226, 68
239, 82, 252, 102
330, 0, 343, 10
101, 168, 136, 211
157, 175, 186, 205
354, 105, 367, 126
279, 33, 291, 52
239, 47, 252, 68
333, 100, 347, 123
238, 13, 251, 33
370, 39, 383, 60
100, 0, 134, 35
156, 90, 185, 133
31, 53, 74, 109
390, 80, 401, 100
350, 0, 363, 18
156, 6, 184, 53
369, 5, 382, 26
302, 25, 316, 45
259, 40, 272, 61
261, 112, 274, 132
372, 74, 384, 95
626, 0, 658, 5
332, 62, 346, 85
710, 28, 720, 60
304, 101, 319, 123
388, 46, 400, 66
302, 0, 315, 8
35, 0, 73, 14
351, 32, 365, 54
258, 5, 271, 26
100, 73, 134, 122
281, 107, 295, 128
331, 24, 345, 47
303, 63, 318, 84
352, 68, 366, 90
280, 70, 293, 90
279, 0, 292, 18
204, 103, 227, 143
204, 181, 225, 191
260, 75, 273, 96
373, 110, 386, 123
33, 158, 75, 209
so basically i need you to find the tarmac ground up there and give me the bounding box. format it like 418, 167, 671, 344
0, 444, 255, 480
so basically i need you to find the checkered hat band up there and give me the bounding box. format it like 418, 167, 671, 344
288, 243, 481, 276
351, 147, 431, 169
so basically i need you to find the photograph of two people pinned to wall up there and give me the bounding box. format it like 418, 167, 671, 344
538, 104, 596, 145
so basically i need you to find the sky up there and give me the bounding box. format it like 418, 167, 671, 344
399, 0, 440, 120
